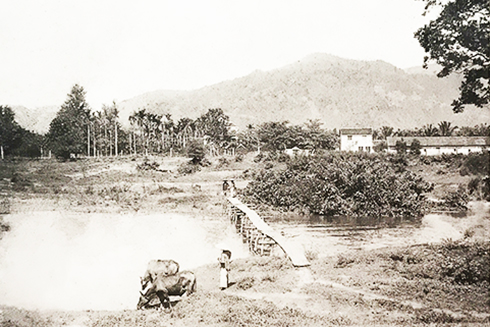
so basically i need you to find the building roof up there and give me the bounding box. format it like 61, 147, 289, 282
339, 128, 372, 135
386, 136, 490, 147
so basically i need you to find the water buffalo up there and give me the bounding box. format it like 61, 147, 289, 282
137, 271, 197, 310
140, 259, 180, 290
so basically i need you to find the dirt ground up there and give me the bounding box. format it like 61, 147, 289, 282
0, 155, 489, 326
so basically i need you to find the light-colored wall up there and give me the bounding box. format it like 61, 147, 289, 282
388, 146, 486, 155
340, 134, 373, 152
423, 146, 485, 156
284, 148, 310, 156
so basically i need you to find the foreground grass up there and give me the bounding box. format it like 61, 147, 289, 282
1, 251, 490, 326
308, 239, 490, 324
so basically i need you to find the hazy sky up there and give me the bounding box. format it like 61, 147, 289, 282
0, 0, 432, 109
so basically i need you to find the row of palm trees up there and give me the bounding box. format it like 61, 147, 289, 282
88, 102, 122, 157
127, 108, 232, 155
374, 121, 489, 139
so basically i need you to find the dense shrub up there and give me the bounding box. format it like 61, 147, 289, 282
386, 239, 490, 285
136, 158, 160, 171
243, 153, 433, 220
436, 239, 490, 285
461, 151, 489, 175
439, 187, 469, 210
409, 139, 421, 155
217, 156, 229, 168
186, 139, 205, 164
177, 161, 202, 175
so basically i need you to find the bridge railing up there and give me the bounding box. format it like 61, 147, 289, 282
226, 197, 310, 267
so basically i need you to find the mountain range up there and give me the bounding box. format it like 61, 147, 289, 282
11, 53, 490, 133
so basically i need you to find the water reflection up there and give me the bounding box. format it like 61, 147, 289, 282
268, 210, 468, 229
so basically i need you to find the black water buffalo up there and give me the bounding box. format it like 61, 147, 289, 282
137, 271, 197, 310
140, 259, 180, 290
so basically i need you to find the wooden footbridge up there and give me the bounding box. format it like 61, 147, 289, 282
226, 197, 310, 267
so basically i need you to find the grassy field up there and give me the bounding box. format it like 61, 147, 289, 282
0, 154, 489, 326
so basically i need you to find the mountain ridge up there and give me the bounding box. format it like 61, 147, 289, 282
11, 53, 490, 133
117, 53, 489, 130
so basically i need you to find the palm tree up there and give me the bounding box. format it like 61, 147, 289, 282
379, 126, 394, 139
422, 124, 439, 136
438, 121, 457, 136
176, 117, 194, 149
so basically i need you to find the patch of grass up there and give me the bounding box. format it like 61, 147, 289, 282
149, 185, 184, 195
174, 291, 341, 327
0, 305, 50, 327
312, 240, 490, 315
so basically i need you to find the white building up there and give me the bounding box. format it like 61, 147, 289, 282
284, 147, 311, 157
386, 136, 490, 155
339, 128, 373, 153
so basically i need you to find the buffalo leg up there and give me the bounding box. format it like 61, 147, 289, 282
156, 290, 171, 311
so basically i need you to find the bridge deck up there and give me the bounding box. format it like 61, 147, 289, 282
228, 197, 310, 267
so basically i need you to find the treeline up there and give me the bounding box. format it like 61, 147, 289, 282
0, 105, 43, 159
0, 84, 339, 160
373, 121, 489, 140
1, 83, 488, 160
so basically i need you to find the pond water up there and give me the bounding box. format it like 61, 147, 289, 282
0, 211, 247, 311
268, 201, 489, 257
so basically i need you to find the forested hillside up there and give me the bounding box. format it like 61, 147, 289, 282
118, 54, 489, 129
10, 53, 489, 134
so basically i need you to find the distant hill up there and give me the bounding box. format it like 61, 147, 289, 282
11, 105, 58, 134
10, 53, 489, 134
118, 53, 489, 130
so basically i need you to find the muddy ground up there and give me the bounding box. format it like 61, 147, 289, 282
0, 154, 489, 326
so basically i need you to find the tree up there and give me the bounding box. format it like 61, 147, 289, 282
195, 108, 231, 144
91, 102, 121, 156
46, 84, 91, 159
186, 138, 205, 164
395, 140, 408, 154
302, 119, 338, 150
438, 121, 457, 136
422, 124, 439, 136
129, 108, 162, 155
415, 0, 490, 112
410, 139, 422, 155
0, 105, 23, 159
379, 126, 394, 140
175, 117, 195, 149
457, 123, 490, 136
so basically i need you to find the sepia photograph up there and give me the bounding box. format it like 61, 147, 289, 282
0, 0, 489, 326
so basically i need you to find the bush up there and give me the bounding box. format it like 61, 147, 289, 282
409, 139, 421, 155
373, 140, 387, 153
461, 152, 489, 175
243, 152, 433, 221
440, 187, 469, 210
11, 172, 32, 191
437, 239, 490, 284
467, 176, 490, 200
136, 158, 160, 171
217, 156, 229, 168
177, 161, 201, 175
186, 139, 205, 164
0, 217, 10, 233
395, 140, 407, 154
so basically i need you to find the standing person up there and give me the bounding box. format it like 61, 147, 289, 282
229, 180, 236, 198
218, 249, 232, 290
222, 180, 229, 196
